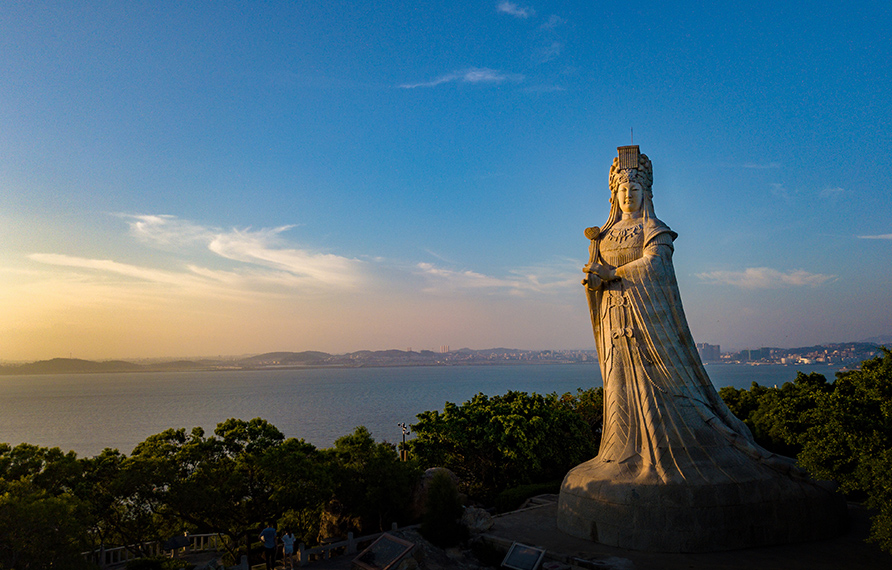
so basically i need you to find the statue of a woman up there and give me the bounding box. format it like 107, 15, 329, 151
557, 147, 845, 552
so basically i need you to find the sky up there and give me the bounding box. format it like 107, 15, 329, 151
1, 1, 890, 361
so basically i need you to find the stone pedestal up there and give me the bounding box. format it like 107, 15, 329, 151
558, 458, 848, 552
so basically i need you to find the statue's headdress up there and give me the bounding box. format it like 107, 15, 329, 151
596, 146, 657, 235
609, 145, 653, 195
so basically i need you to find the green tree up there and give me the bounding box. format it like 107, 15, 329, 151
794, 348, 892, 552
558, 387, 604, 450
126, 419, 327, 563
322, 427, 418, 535
718, 350, 892, 553
719, 373, 832, 457
77, 447, 166, 557
419, 470, 465, 548
0, 444, 92, 570
407, 391, 598, 502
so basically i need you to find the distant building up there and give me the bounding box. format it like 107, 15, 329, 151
696, 343, 721, 362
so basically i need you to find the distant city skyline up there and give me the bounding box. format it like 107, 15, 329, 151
2, 2, 890, 360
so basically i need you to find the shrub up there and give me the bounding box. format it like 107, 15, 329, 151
420, 470, 466, 548
494, 480, 562, 513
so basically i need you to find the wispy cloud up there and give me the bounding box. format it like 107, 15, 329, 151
31, 214, 585, 304
541, 15, 565, 29
858, 233, 892, 240
28, 253, 203, 287
820, 186, 845, 198
769, 182, 795, 202
498, 1, 534, 18
208, 227, 358, 287
741, 162, 781, 170
122, 214, 360, 286
536, 41, 563, 63
415, 260, 577, 296
523, 84, 565, 93
122, 214, 216, 246
32, 214, 366, 297
399, 68, 524, 89
696, 267, 836, 289
423, 249, 459, 265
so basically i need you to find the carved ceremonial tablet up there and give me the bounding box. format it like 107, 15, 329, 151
556, 147, 847, 552
616, 145, 639, 170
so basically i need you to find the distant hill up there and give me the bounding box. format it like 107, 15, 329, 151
1, 338, 886, 375
861, 334, 892, 346
1, 358, 143, 375
238, 351, 332, 366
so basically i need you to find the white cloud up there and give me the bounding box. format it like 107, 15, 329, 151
28, 254, 200, 287
536, 41, 563, 63
541, 15, 565, 29
399, 68, 524, 89
414, 260, 578, 296
121, 213, 216, 246
768, 182, 795, 202
696, 267, 836, 289
208, 227, 359, 287
858, 233, 892, 240
498, 1, 534, 18
31, 215, 365, 298
820, 186, 845, 198
121, 214, 362, 287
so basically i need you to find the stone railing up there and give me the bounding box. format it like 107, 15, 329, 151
288, 523, 411, 567
83, 533, 225, 568
85, 525, 417, 569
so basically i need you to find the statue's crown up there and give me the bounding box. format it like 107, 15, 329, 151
609, 145, 652, 192
617, 145, 639, 170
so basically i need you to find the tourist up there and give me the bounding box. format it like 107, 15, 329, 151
258, 522, 277, 570
281, 529, 296, 569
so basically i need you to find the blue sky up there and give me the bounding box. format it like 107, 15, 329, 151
1, 1, 890, 360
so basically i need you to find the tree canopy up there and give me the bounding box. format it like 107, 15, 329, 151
406, 389, 601, 502
719, 348, 892, 552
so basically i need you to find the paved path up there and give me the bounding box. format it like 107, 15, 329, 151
482, 497, 890, 569
278, 497, 891, 569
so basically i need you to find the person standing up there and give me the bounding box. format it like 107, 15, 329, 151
280, 529, 296, 569
258, 522, 277, 570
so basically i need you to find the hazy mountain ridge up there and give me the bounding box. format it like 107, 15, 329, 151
0, 348, 586, 375
1, 338, 888, 375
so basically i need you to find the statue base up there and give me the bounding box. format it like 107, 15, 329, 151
557, 457, 848, 552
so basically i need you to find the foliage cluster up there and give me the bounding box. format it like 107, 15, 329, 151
1, 387, 601, 568
0, 421, 418, 570
406, 388, 602, 502
0, 445, 93, 570
419, 470, 465, 548
494, 481, 562, 513
719, 348, 892, 552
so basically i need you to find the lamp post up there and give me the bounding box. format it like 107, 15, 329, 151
397, 422, 410, 461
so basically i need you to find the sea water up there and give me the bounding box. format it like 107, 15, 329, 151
0, 363, 842, 457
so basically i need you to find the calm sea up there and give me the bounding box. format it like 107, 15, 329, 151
0, 363, 842, 458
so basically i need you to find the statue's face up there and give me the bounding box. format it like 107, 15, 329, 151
617, 181, 643, 213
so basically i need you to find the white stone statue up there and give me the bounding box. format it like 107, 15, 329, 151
557, 147, 846, 552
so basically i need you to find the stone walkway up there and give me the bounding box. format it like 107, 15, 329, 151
269, 496, 891, 569
482, 496, 890, 569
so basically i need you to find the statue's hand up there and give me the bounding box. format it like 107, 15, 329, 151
581, 273, 602, 288
584, 263, 616, 282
